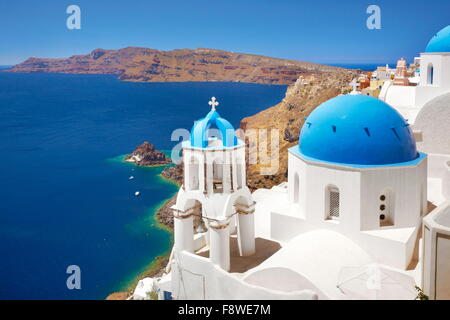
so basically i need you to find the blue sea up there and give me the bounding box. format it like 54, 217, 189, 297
0, 72, 287, 299
325, 63, 397, 72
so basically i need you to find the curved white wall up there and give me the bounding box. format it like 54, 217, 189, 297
422, 201, 450, 299
243, 267, 327, 299
171, 251, 318, 300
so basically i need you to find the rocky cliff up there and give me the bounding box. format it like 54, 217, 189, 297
8, 47, 347, 85
125, 142, 171, 166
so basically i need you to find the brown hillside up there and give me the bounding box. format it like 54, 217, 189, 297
9, 47, 347, 85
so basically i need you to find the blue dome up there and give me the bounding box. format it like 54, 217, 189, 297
190, 109, 238, 148
298, 95, 419, 166
425, 26, 450, 53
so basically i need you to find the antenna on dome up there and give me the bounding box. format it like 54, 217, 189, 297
208, 96, 219, 111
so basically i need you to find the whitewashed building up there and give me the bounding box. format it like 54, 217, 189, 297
145, 27, 450, 300
380, 26, 450, 123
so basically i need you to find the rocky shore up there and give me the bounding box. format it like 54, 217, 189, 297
125, 142, 171, 166
105, 152, 180, 300
123, 142, 182, 229
156, 164, 184, 228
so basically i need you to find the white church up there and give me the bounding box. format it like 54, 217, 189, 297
134, 26, 450, 300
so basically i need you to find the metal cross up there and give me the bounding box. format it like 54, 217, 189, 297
208, 97, 219, 111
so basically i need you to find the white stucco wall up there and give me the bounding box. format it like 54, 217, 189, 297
385, 85, 417, 108
288, 150, 426, 232
413, 53, 450, 108
414, 92, 450, 155
248, 230, 374, 299
419, 53, 450, 90
242, 267, 327, 299
444, 161, 450, 200
422, 201, 450, 299
288, 151, 362, 232
413, 92, 450, 200
281, 150, 426, 269
359, 160, 428, 230
170, 251, 318, 300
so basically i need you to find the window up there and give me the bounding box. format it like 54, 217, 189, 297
427, 63, 434, 85
326, 185, 340, 220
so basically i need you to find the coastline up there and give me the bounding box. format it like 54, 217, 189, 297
123, 194, 176, 289
106, 152, 179, 299
0, 74, 289, 299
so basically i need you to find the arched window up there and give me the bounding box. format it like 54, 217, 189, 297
193, 202, 207, 235
379, 188, 395, 227
427, 63, 434, 85
188, 156, 200, 190
326, 185, 340, 220
293, 172, 300, 204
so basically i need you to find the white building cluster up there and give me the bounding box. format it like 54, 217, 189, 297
380, 26, 450, 123
135, 26, 450, 300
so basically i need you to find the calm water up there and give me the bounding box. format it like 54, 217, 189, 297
0, 72, 287, 299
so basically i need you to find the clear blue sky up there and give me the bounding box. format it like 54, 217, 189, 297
0, 0, 449, 65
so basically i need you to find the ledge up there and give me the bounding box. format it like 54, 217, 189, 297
289, 146, 427, 170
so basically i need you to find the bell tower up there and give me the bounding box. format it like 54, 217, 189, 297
172, 97, 255, 271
